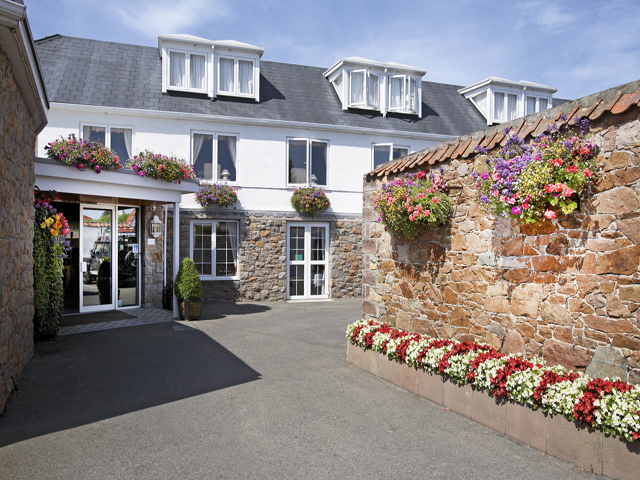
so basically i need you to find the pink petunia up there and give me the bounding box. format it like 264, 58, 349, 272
544, 210, 556, 219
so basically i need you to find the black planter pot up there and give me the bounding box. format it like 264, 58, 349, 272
178, 299, 203, 320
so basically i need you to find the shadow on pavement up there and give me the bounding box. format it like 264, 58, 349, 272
200, 302, 271, 320
0, 321, 260, 447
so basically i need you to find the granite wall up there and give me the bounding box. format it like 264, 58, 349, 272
362, 103, 640, 382
0, 46, 36, 411
167, 210, 362, 302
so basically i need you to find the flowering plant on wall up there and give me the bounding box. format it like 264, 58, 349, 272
33, 188, 71, 340
126, 151, 196, 184
196, 183, 238, 208
291, 187, 330, 216
374, 170, 452, 239
473, 117, 599, 224
45, 134, 121, 173
347, 319, 640, 442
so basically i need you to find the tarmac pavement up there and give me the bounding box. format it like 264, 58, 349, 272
0, 299, 597, 479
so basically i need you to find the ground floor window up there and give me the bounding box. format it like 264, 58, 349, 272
287, 222, 329, 299
191, 220, 239, 279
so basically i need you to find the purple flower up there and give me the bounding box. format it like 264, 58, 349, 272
511, 206, 522, 216
480, 171, 489, 180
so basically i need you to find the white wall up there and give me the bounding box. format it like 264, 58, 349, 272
38, 105, 444, 215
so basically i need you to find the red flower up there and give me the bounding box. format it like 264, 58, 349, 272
549, 158, 563, 167
583, 168, 593, 178
544, 210, 556, 220
566, 164, 578, 173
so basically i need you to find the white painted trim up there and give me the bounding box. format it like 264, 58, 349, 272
50, 102, 456, 142
189, 219, 240, 281
286, 222, 330, 300
286, 137, 330, 188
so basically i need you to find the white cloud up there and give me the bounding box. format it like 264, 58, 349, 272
515, 1, 576, 30
112, 0, 232, 40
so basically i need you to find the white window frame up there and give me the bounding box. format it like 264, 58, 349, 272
388, 74, 419, 114
167, 48, 208, 94
348, 69, 380, 110
191, 131, 240, 184
525, 94, 552, 116
286, 138, 330, 188
491, 88, 521, 123
190, 219, 240, 281
80, 123, 135, 160
371, 143, 410, 170
217, 55, 256, 98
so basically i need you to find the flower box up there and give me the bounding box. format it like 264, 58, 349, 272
346, 319, 640, 479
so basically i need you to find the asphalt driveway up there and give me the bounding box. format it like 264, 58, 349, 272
0, 299, 595, 479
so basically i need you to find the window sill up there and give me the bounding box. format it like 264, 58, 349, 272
167, 86, 208, 95
199, 276, 239, 281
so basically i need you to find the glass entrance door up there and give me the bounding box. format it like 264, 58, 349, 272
80, 205, 115, 311
117, 207, 139, 307
287, 223, 329, 300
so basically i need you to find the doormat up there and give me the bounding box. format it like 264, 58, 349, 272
60, 310, 136, 327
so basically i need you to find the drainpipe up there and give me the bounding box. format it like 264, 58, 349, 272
172, 202, 180, 319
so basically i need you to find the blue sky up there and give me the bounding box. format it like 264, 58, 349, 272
25, 0, 640, 100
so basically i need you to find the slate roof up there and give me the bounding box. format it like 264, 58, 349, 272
366, 79, 640, 178
34, 34, 489, 137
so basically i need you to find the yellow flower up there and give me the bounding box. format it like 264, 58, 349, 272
40, 221, 47, 229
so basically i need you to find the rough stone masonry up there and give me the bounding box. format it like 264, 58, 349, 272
362, 84, 640, 383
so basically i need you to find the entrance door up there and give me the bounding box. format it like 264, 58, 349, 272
80, 205, 115, 311
287, 223, 329, 300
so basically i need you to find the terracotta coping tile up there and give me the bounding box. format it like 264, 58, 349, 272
480, 129, 498, 148
446, 141, 461, 159
392, 156, 412, 173
534, 116, 555, 137
488, 131, 505, 150
563, 105, 581, 125
452, 138, 472, 159
462, 135, 484, 158
429, 147, 447, 165
505, 120, 527, 145
589, 91, 623, 120
611, 90, 640, 115
418, 150, 436, 166
444, 143, 458, 160
578, 99, 602, 120
520, 117, 543, 140
408, 152, 428, 169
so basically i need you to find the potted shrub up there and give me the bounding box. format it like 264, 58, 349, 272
96, 257, 111, 305
173, 258, 203, 320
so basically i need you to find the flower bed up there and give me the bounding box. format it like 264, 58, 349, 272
473, 117, 598, 224
45, 134, 121, 173
126, 151, 196, 183
347, 319, 640, 442
196, 183, 238, 208
290, 187, 330, 216
374, 170, 452, 239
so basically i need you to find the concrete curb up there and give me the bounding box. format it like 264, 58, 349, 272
347, 343, 640, 480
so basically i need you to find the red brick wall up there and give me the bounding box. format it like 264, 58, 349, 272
362, 107, 640, 382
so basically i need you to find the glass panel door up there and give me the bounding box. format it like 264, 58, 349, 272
80, 206, 115, 311
287, 223, 329, 299
117, 207, 139, 308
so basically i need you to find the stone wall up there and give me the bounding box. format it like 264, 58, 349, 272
141, 205, 165, 308
167, 209, 362, 302
362, 106, 640, 382
0, 46, 36, 411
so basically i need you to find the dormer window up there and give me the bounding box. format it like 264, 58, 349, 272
159, 35, 264, 101
459, 77, 557, 125
218, 56, 255, 96
324, 57, 425, 117
168, 50, 207, 93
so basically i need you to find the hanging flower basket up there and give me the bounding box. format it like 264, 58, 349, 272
291, 187, 330, 216
45, 134, 121, 173
126, 150, 196, 184
374, 170, 452, 240
196, 183, 238, 208
473, 117, 599, 224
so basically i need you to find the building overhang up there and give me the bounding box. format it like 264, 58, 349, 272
34, 157, 200, 206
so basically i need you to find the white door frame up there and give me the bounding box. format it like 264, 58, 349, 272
286, 222, 330, 300
79, 204, 116, 312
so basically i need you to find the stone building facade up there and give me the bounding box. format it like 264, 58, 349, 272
362, 80, 640, 382
0, 37, 46, 410
167, 210, 362, 302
